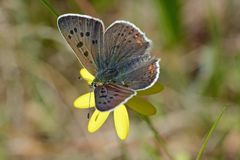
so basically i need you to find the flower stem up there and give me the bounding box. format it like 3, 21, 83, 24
143, 116, 174, 160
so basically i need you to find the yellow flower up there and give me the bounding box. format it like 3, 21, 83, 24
74, 68, 164, 140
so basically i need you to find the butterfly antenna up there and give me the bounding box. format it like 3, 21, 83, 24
87, 88, 93, 119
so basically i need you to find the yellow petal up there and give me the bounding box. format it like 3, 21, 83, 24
73, 92, 95, 108
137, 82, 164, 96
88, 110, 110, 133
80, 68, 95, 84
126, 96, 156, 115
114, 105, 129, 140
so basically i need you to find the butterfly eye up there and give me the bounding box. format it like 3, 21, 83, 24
91, 82, 97, 88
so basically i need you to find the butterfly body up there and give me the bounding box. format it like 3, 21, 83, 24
95, 68, 119, 83
58, 14, 160, 112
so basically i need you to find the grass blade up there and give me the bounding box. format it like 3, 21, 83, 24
39, 0, 59, 18
154, 0, 182, 46
196, 107, 226, 160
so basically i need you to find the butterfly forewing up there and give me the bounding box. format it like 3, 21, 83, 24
102, 21, 151, 68
94, 84, 136, 111
57, 14, 104, 75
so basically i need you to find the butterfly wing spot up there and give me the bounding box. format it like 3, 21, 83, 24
92, 40, 98, 44
84, 51, 88, 57
85, 32, 90, 36
100, 90, 106, 93
148, 63, 157, 75
80, 32, 84, 37
70, 30, 74, 34
74, 28, 77, 32
77, 41, 83, 48
129, 28, 134, 34
68, 35, 71, 39
133, 33, 139, 39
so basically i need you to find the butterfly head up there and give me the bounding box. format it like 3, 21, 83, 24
91, 79, 103, 89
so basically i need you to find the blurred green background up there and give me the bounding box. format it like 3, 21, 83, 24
0, 0, 240, 159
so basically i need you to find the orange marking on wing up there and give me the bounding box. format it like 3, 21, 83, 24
148, 64, 156, 75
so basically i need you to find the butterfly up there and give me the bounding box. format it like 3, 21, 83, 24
57, 14, 160, 112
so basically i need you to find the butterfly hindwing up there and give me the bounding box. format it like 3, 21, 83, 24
94, 84, 136, 111
119, 58, 160, 90
57, 14, 104, 75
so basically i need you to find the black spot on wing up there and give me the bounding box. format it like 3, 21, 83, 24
77, 41, 83, 48
101, 90, 106, 93
92, 40, 98, 44
74, 28, 77, 32
84, 51, 88, 57
80, 32, 84, 37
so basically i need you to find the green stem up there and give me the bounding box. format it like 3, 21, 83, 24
39, 0, 59, 18
143, 116, 174, 160
196, 107, 226, 160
